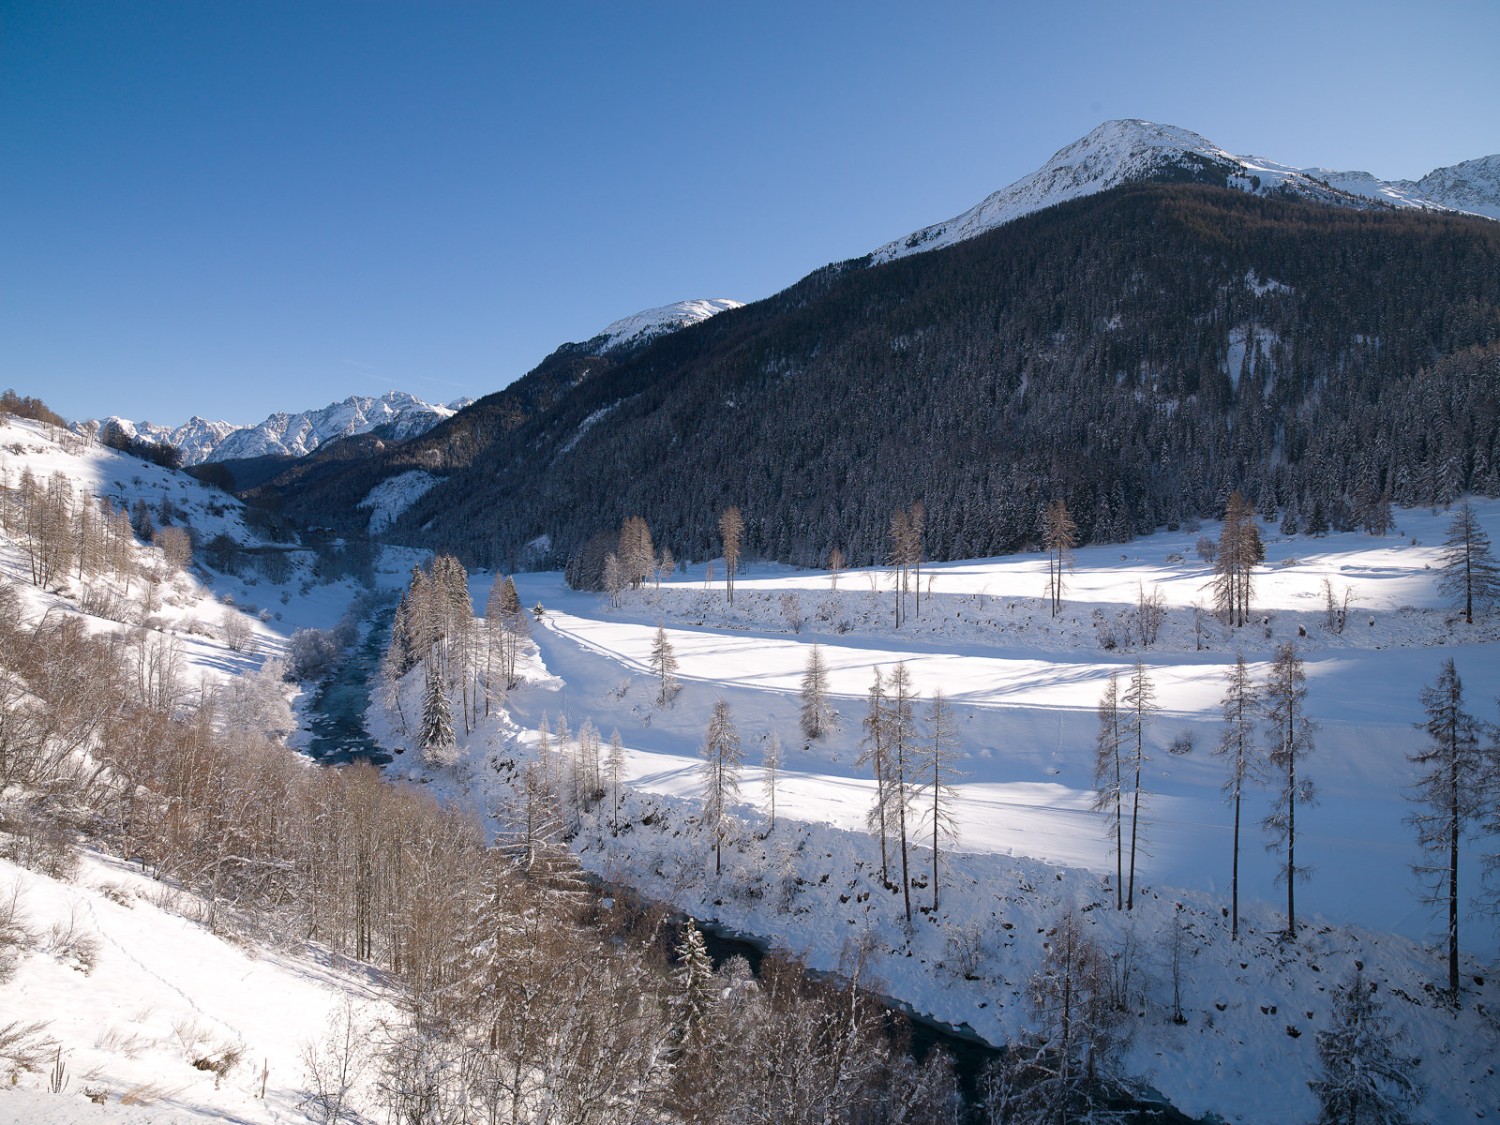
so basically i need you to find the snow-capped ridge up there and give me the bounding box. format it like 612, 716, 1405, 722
872, 119, 1500, 264
80, 389, 467, 465
589, 297, 744, 354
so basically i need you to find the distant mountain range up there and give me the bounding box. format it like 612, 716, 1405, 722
79, 299, 745, 466
871, 119, 1499, 264
77, 390, 473, 466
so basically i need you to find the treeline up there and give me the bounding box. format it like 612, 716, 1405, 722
348, 184, 1500, 572
0, 389, 66, 428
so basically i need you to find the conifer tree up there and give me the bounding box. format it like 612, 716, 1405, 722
606, 729, 626, 837
672, 920, 717, 1052
700, 700, 742, 876
650, 623, 680, 706
1309, 967, 1424, 1125
1093, 672, 1125, 910
918, 689, 962, 911
419, 663, 456, 766
1409, 658, 1485, 1002
1214, 491, 1263, 627
1041, 498, 1077, 618
1123, 661, 1156, 911
718, 506, 743, 605
762, 730, 781, 835
1263, 642, 1316, 939
800, 643, 833, 740
1439, 502, 1499, 625
1215, 653, 1261, 940
857, 668, 893, 887
887, 661, 918, 924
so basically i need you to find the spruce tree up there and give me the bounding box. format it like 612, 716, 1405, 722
419, 663, 456, 766
1439, 502, 1499, 625
1309, 967, 1423, 1125
800, 643, 832, 740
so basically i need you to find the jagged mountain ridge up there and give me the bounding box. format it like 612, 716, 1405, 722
83, 300, 743, 465
80, 390, 471, 466
871, 119, 1499, 264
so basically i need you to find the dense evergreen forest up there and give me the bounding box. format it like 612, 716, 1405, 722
259, 184, 1500, 571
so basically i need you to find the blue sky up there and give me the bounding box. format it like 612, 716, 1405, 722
4, 0, 1498, 425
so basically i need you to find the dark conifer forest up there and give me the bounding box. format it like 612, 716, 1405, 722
257, 184, 1500, 572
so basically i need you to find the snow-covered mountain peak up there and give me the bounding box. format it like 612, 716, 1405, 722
79, 389, 467, 466
592, 297, 744, 354
871, 120, 1498, 264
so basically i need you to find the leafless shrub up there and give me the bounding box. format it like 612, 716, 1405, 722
942, 920, 987, 980
0, 1020, 55, 1083
0, 879, 32, 983
300, 998, 371, 1124
45, 904, 100, 973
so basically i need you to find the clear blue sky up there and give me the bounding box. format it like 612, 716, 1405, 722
4, 0, 1498, 425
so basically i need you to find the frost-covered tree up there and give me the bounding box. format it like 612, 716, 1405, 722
887, 661, 918, 923
1439, 502, 1499, 625
1123, 661, 1156, 911
1093, 672, 1125, 911
800, 643, 833, 740
1215, 653, 1261, 940
1263, 642, 1316, 939
672, 920, 717, 1053
606, 728, 626, 837
1409, 658, 1486, 1002
983, 908, 1127, 1124
650, 623, 679, 706
700, 699, 742, 876
917, 689, 962, 911
762, 729, 781, 835
857, 667, 894, 888
1309, 967, 1424, 1125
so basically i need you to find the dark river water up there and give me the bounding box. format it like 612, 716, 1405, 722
300, 609, 395, 765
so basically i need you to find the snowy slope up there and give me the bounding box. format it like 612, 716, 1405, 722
586, 298, 744, 354
359, 499, 1500, 1124
0, 852, 394, 1124
871, 119, 1500, 264
1393, 153, 1500, 220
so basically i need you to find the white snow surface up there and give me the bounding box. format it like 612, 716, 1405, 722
0, 852, 394, 1123
871, 119, 1500, 264
591, 298, 744, 353
357, 469, 439, 533
7, 410, 1500, 1122
365, 501, 1500, 1125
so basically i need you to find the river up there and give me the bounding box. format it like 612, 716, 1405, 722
300, 605, 1200, 1121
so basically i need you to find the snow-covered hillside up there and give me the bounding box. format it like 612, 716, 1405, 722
78, 389, 472, 466
871, 119, 1500, 264
361, 501, 1500, 1124
585, 297, 744, 354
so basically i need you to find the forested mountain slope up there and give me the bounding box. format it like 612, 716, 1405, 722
266, 184, 1500, 571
